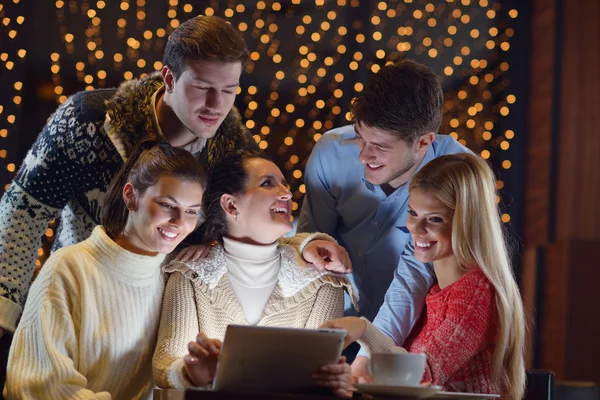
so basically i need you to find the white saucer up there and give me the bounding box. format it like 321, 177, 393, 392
432, 391, 501, 399
354, 383, 443, 398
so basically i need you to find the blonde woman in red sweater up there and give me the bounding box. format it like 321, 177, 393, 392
322, 153, 526, 399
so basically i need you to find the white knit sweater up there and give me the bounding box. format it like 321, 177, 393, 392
4, 226, 166, 400
152, 233, 358, 390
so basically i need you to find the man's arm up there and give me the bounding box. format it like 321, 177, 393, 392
356, 242, 436, 356
0, 96, 88, 333
297, 139, 339, 235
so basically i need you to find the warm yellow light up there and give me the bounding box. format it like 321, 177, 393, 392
286, 104, 295, 113
246, 120, 255, 129
502, 160, 512, 169
481, 150, 490, 159
65, 33, 74, 43
284, 137, 294, 145
500, 106, 510, 116
444, 66, 453, 76
505, 130, 515, 139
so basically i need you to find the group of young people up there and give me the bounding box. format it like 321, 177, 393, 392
0, 14, 526, 400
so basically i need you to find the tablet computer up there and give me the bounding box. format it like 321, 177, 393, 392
212, 325, 346, 393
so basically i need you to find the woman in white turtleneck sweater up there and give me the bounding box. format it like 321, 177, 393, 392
152, 151, 357, 397
5, 143, 206, 400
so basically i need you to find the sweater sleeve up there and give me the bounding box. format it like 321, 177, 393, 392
5, 302, 111, 400
152, 272, 199, 389
304, 283, 345, 329
357, 319, 407, 356
416, 278, 496, 386
282, 232, 337, 258
0, 95, 93, 333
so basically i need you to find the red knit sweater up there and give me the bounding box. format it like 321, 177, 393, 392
404, 268, 499, 394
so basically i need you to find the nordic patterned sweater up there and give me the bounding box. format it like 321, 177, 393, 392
0, 72, 257, 333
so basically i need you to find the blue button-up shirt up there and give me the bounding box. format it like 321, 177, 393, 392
298, 125, 470, 334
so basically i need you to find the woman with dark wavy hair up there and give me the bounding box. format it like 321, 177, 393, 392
153, 150, 357, 398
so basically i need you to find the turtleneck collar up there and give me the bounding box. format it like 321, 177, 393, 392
89, 226, 166, 285
223, 236, 280, 262
222, 236, 280, 289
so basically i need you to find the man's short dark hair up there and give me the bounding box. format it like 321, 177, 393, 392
163, 15, 250, 79
351, 59, 444, 143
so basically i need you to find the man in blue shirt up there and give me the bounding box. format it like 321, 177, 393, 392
297, 60, 470, 374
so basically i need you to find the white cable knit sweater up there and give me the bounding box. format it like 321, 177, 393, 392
152, 233, 358, 390
4, 226, 166, 400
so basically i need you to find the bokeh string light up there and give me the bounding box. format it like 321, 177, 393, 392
0, 0, 521, 265
0, 0, 27, 192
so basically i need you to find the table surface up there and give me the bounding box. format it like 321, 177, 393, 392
154, 388, 499, 400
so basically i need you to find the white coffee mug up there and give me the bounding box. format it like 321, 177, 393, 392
369, 352, 426, 387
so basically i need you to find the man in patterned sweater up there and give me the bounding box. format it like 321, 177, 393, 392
0, 16, 258, 388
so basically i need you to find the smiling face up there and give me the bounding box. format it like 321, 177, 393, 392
406, 188, 455, 265
162, 59, 242, 142
355, 121, 426, 189
225, 158, 293, 245
119, 176, 204, 256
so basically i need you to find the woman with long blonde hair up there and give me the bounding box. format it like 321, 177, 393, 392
322, 153, 526, 399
